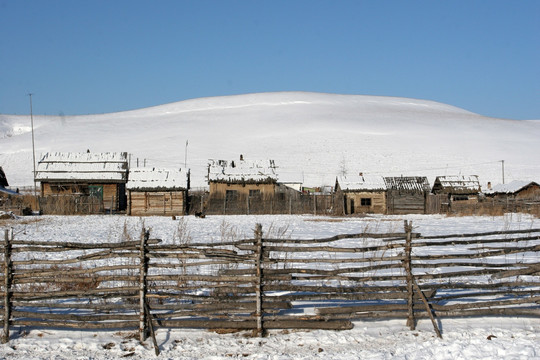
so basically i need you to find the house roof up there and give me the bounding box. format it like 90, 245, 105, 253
208, 159, 278, 183
35, 152, 128, 182
127, 168, 188, 191
484, 180, 540, 195
432, 175, 481, 194
384, 176, 430, 192
336, 174, 387, 191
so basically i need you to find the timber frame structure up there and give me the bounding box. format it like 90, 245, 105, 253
126, 168, 190, 216
35, 152, 128, 212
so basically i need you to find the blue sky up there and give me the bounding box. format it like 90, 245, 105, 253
1, 0, 539, 119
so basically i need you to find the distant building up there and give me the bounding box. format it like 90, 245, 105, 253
384, 176, 431, 214
207, 156, 278, 201
126, 168, 189, 216
484, 180, 540, 201
335, 174, 387, 214
35, 152, 128, 211
432, 175, 481, 207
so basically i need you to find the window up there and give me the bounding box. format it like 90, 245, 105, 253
249, 189, 261, 198
89, 185, 104, 200
361, 198, 372, 206
225, 190, 238, 200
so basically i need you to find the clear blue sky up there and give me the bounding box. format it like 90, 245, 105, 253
1, 0, 539, 119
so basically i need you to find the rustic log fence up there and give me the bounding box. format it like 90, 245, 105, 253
1, 223, 539, 347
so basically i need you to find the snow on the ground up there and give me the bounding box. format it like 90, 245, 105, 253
0, 213, 539, 359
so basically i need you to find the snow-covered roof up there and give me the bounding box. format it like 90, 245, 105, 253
484, 180, 540, 195
336, 174, 387, 191
384, 176, 430, 192
208, 159, 278, 183
35, 152, 128, 182
127, 168, 188, 190
432, 175, 481, 194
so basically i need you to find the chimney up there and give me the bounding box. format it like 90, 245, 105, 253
240, 154, 244, 161
487, 182, 492, 190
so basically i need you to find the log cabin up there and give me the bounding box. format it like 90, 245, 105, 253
35, 152, 128, 212
126, 168, 189, 216
483, 180, 540, 201
431, 175, 481, 208
335, 174, 387, 214
384, 176, 431, 214
207, 157, 278, 200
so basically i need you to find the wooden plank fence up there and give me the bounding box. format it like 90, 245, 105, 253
1, 223, 539, 348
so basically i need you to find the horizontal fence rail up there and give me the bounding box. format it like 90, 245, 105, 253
1, 223, 539, 346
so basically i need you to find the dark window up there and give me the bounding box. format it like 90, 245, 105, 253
361, 198, 372, 206
452, 195, 469, 201
226, 190, 238, 200
89, 185, 104, 200
249, 189, 261, 198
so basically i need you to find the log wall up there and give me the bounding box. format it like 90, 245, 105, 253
128, 190, 186, 216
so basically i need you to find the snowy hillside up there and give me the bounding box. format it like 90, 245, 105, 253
1, 92, 539, 189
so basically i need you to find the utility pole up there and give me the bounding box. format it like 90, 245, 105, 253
500, 160, 505, 184
28, 93, 37, 196
184, 140, 188, 168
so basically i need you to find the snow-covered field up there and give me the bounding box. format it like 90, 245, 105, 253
0, 213, 539, 359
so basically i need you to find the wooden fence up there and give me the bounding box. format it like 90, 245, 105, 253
1, 223, 539, 350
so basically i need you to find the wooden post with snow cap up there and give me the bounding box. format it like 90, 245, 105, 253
2, 228, 13, 343
139, 228, 150, 343
404, 220, 415, 330
254, 223, 264, 336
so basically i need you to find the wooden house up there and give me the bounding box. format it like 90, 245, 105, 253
484, 180, 540, 201
384, 176, 430, 214
431, 175, 481, 207
35, 152, 128, 211
207, 157, 278, 200
335, 174, 387, 214
126, 168, 189, 216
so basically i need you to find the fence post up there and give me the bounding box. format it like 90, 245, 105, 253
2, 228, 13, 344
139, 228, 150, 343
404, 220, 415, 330
254, 223, 264, 337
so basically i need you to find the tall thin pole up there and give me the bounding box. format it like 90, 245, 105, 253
184, 140, 188, 168
28, 94, 37, 196
500, 160, 505, 184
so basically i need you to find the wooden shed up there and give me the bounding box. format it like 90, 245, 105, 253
126, 168, 189, 216
384, 176, 430, 214
432, 175, 481, 208
335, 174, 387, 214
35, 152, 128, 212
207, 157, 278, 200
484, 180, 540, 201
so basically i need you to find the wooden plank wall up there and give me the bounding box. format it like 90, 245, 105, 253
128, 191, 185, 216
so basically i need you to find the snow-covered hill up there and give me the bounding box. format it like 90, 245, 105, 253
1, 92, 539, 189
